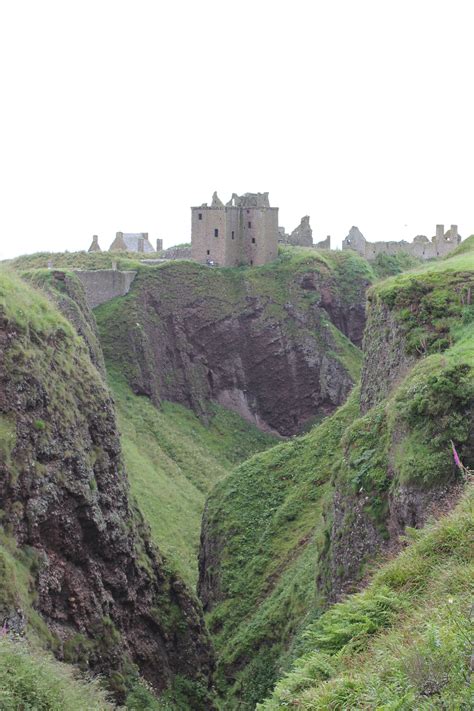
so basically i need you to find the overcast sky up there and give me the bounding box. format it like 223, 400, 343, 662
1, 0, 473, 260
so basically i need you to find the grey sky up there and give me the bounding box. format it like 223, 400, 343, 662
1, 0, 473, 260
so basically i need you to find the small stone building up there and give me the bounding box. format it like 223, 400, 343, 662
191, 192, 279, 267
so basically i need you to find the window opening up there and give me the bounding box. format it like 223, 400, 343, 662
198, 213, 202, 220
214, 228, 219, 237
252, 237, 256, 244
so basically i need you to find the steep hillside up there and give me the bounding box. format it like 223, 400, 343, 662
0, 268, 214, 709
198, 247, 474, 708
95, 248, 371, 436
110, 370, 275, 587
260, 482, 473, 710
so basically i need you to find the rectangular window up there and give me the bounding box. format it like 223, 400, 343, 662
198, 213, 202, 220
207, 249, 210, 255
252, 237, 256, 244
248, 221, 252, 228
231, 231, 235, 239
214, 228, 219, 237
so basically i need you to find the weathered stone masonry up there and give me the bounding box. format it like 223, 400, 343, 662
74, 269, 137, 308
191, 191, 279, 267
343, 224, 461, 260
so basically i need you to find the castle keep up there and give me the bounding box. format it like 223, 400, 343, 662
191, 192, 279, 267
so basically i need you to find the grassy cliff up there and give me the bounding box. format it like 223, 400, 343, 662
198, 245, 474, 708
260, 482, 473, 709
109, 370, 275, 587
94, 248, 370, 437
0, 267, 215, 709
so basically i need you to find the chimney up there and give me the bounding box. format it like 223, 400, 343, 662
435, 224, 444, 240
156, 238, 163, 252
92, 235, 99, 246
137, 237, 144, 253
450, 224, 458, 242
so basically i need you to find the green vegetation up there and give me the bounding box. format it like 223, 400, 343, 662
202, 247, 473, 708
6, 250, 147, 271
0, 268, 216, 709
95, 248, 369, 439
202, 391, 359, 708
445, 233, 474, 258
371, 251, 422, 278
0, 531, 116, 709
110, 370, 275, 586
0, 265, 76, 339
260, 483, 474, 710
0, 415, 16, 468
0, 638, 113, 710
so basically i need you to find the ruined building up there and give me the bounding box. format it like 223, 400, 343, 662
109, 232, 155, 253
88, 235, 101, 252
343, 224, 461, 260
87, 233, 163, 254
278, 215, 331, 250
191, 192, 279, 267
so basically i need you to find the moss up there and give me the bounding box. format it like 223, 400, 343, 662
0, 414, 17, 466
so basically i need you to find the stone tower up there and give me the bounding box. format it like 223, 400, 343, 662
191, 192, 279, 267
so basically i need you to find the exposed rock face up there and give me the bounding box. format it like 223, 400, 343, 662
98, 258, 370, 436
360, 296, 415, 413
0, 275, 214, 706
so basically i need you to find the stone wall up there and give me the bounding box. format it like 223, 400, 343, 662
161, 245, 192, 260
73, 270, 137, 308
343, 225, 461, 261
288, 216, 312, 246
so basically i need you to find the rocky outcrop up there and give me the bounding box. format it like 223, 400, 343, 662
360, 296, 415, 412
0, 273, 214, 706
97, 257, 370, 436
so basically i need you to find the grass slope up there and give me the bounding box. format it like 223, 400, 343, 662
109, 370, 275, 587
260, 483, 473, 710
204, 391, 360, 709
202, 244, 474, 708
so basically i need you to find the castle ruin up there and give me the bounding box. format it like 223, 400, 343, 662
278, 215, 331, 250
343, 224, 461, 260
191, 192, 279, 267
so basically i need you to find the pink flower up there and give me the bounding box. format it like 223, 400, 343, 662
451, 441, 462, 469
